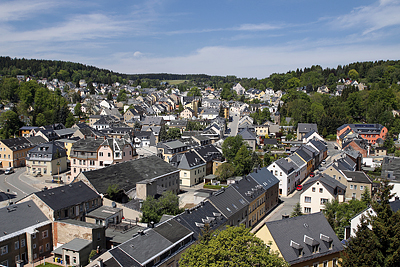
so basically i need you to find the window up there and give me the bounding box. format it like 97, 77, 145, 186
333, 175, 336, 179
354, 185, 357, 190
34, 254, 37, 260
320, 198, 328, 205
108, 153, 111, 157
15, 241, 19, 250
73, 257, 76, 264
352, 193, 356, 199
313, 263, 319, 267
312, 187, 315, 192
184, 172, 187, 177
319, 188, 323, 193
46, 243, 50, 251
15, 255, 20, 262
350, 185, 353, 189
99, 152, 103, 156
32, 233, 36, 239
305, 196, 311, 203
74, 168, 76, 173
79, 160, 82, 165
1, 245, 8, 255
1, 260, 8, 267
73, 159, 76, 164
333, 258, 338, 267
64, 209, 68, 218
42, 230, 48, 239
97, 233, 101, 241
39, 245, 43, 253
33, 244, 36, 249
280, 172, 282, 176
21, 239, 25, 247
304, 207, 311, 213
312, 244, 319, 254
360, 185, 364, 190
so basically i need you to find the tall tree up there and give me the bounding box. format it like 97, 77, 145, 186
291, 202, 303, 217
215, 162, 235, 182
179, 225, 289, 267
222, 135, 245, 162
233, 145, 253, 176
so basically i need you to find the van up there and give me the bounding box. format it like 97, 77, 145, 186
5, 167, 14, 175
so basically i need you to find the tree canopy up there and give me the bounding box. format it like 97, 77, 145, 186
140, 191, 182, 223
179, 225, 289, 267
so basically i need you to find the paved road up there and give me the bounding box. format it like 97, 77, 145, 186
227, 114, 239, 137
0, 168, 38, 206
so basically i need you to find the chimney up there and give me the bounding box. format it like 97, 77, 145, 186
149, 221, 155, 228
185, 209, 190, 214
104, 136, 106, 140
84, 135, 86, 140
395, 196, 399, 201
139, 200, 143, 209
97, 258, 103, 267
95, 136, 97, 140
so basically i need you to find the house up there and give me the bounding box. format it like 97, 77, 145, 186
297, 123, 318, 141
337, 123, 388, 146
342, 138, 369, 158
248, 167, 280, 216
237, 127, 258, 151
133, 131, 156, 148
157, 140, 189, 162
74, 155, 180, 201
233, 83, 245, 95
300, 174, 346, 214
208, 186, 249, 226
306, 139, 328, 165
302, 130, 324, 143
254, 124, 269, 137
141, 116, 165, 127
52, 238, 92, 267
0, 200, 53, 267
192, 144, 223, 175
70, 136, 135, 178
340, 170, 373, 201
169, 120, 188, 132
199, 108, 219, 120
123, 109, 142, 122
255, 212, 343, 267
25, 141, 68, 177
287, 153, 308, 186
169, 151, 206, 186
267, 158, 297, 196
230, 175, 266, 228
0, 136, 46, 168
17, 181, 102, 221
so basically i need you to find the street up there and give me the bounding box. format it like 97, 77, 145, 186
227, 113, 239, 137
0, 168, 38, 207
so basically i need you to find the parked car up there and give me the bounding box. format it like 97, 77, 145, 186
296, 184, 303, 191
5, 167, 14, 175
309, 172, 315, 177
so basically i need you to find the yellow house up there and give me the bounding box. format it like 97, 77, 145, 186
0, 136, 45, 168
255, 212, 343, 267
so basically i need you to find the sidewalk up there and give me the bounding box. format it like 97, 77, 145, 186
18, 171, 64, 191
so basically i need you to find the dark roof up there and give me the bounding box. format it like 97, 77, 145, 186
175, 151, 205, 170
26, 136, 47, 145
238, 127, 257, 140
341, 171, 372, 184
153, 219, 192, 243
208, 186, 249, 219
71, 137, 105, 152
274, 158, 296, 174
193, 144, 222, 162
0, 200, 49, 240
303, 130, 317, 139
248, 167, 279, 191
265, 212, 343, 265
231, 176, 266, 203
173, 201, 227, 239
33, 181, 99, 211
1, 137, 34, 151
308, 139, 327, 152
80, 156, 179, 194
26, 141, 67, 161
295, 148, 312, 162
389, 199, 400, 213
302, 174, 346, 196
297, 123, 318, 133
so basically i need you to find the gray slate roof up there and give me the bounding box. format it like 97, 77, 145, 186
32, 181, 99, 211
297, 123, 318, 133
0, 200, 49, 241
53, 238, 92, 253
81, 155, 179, 194
265, 212, 343, 265
341, 171, 372, 184
302, 174, 346, 196
208, 186, 249, 219
248, 167, 280, 191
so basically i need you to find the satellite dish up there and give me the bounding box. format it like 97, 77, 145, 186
112, 202, 116, 208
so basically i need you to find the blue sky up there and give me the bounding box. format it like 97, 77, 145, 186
1, 0, 400, 78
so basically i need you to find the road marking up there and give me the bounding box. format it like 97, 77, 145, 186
4, 172, 27, 195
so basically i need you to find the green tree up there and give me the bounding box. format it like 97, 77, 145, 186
215, 162, 235, 182
159, 125, 168, 141
341, 180, 400, 267
187, 87, 201, 97
65, 112, 76, 128
291, 202, 303, 217
35, 113, 48, 127
167, 127, 182, 140
74, 103, 83, 117
348, 69, 359, 80
140, 195, 161, 223
141, 191, 182, 223
222, 135, 245, 162
117, 89, 127, 102
361, 186, 372, 205
0, 110, 23, 139
233, 145, 253, 176
0, 77, 19, 101
179, 225, 288, 267
106, 184, 121, 200
107, 91, 113, 100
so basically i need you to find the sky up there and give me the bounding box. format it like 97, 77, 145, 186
1, 0, 400, 78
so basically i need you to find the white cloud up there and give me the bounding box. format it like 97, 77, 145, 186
133, 51, 143, 57
236, 23, 281, 31
334, 0, 400, 34
0, 0, 62, 22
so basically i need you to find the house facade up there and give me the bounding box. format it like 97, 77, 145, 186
25, 142, 68, 176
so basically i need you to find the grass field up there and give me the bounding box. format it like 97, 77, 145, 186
162, 80, 188, 85
36, 263, 61, 267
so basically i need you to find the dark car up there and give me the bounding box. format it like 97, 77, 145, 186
296, 184, 303, 191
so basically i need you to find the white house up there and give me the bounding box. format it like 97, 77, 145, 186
267, 158, 297, 196
300, 174, 346, 214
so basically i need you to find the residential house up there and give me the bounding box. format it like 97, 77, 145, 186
157, 140, 189, 162
297, 123, 318, 141
52, 238, 92, 267
74, 155, 180, 201
18, 181, 101, 221
340, 170, 373, 201
302, 130, 324, 144
267, 158, 297, 196
70, 136, 135, 178
342, 138, 369, 158
169, 151, 206, 186
254, 124, 269, 137
133, 131, 156, 148
208, 186, 249, 227
0, 201, 53, 267
199, 108, 219, 120
193, 144, 223, 175
237, 127, 258, 151
233, 83, 245, 95
180, 107, 195, 119
141, 116, 165, 127
300, 174, 346, 214
25, 141, 67, 176
287, 153, 308, 186
337, 123, 387, 146
255, 212, 343, 267
306, 139, 328, 165
247, 167, 280, 217
0, 136, 46, 168
169, 120, 188, 133
124, 109, 142, 122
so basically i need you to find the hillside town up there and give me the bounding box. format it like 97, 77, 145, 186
0, 74, 399, 267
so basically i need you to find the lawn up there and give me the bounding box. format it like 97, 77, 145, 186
36, 263, 62, 267
163, 80, 188, 85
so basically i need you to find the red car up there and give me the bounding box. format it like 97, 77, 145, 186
296, 185, 303, 191
310, 172, 315, 177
